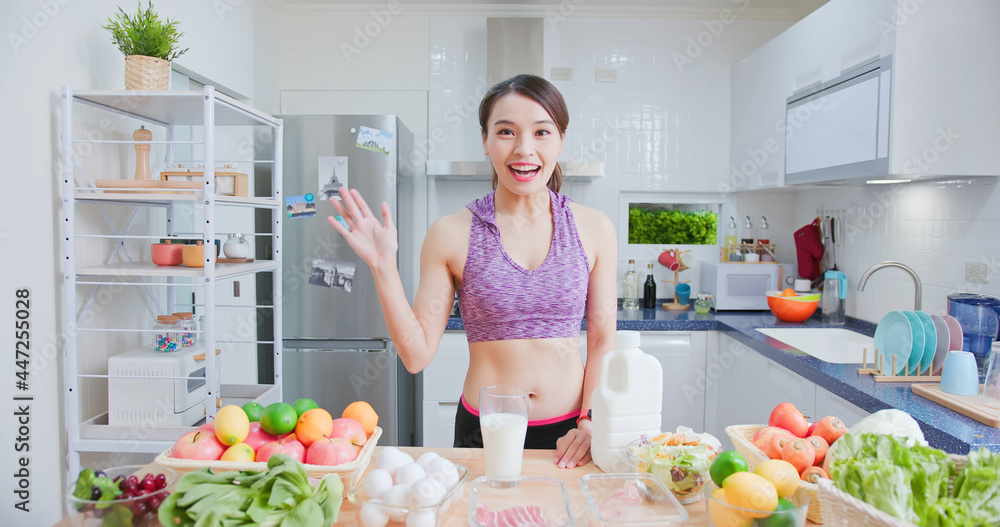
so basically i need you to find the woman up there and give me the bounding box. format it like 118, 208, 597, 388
327, 74, 617, 468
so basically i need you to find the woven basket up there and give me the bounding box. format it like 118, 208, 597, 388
816, 456, 968, 527
154, 426, 381, 491
124, 54, 170, 90
725, 424, 824, 524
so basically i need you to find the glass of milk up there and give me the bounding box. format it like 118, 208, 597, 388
479, 385, 529, 488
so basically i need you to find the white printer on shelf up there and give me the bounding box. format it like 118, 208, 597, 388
107, 345, 217, 427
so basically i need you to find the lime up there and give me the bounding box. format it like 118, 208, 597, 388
260, 402, 297, 435
242, 402, 264, 422
292, 398, 319, 418
758, 498, 800, 527
710, 450, 749, 487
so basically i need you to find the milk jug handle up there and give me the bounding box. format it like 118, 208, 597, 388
600, 351, 628, 395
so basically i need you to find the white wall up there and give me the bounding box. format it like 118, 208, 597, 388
0, 1, 272, 524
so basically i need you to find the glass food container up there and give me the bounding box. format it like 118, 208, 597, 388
580, 473, 688, 526
468, 476, 573, 527
347, 463, 469, 527
223, 233, 250, 259
172, 312, 196, 347
153, 315, 180, 352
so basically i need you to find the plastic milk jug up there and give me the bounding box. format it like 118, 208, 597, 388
590, 331, 663, 473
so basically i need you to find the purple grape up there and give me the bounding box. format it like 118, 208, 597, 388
94, 470, 106, 479
124, 480, 138, 494
126, 475, 139, 488
119, 491, 133, 500
136, 488, 148, 499
90, 486, 102, 501
133, 501, 149, 517
153, 473, 167, 490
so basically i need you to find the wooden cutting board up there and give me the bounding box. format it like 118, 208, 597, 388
912, 383, 1000, 427
95, 178, 201, 193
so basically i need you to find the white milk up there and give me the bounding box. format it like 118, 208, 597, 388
480, 412, 528, 478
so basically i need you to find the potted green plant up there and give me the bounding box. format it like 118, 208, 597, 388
103, 1, 188, 90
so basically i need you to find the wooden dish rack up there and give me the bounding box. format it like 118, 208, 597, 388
857, 348, 941, 382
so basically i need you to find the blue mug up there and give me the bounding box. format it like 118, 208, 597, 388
675, 283, 691, 306
941, 350, 980, 396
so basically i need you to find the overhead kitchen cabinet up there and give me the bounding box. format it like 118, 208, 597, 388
60, 86, 283, 480
731, 0, 1000, 187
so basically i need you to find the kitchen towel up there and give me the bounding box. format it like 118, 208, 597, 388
794, 218, 824, 281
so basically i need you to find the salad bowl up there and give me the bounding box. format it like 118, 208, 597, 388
624, 428, 720, 504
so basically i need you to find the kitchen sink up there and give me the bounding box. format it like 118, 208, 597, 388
755, 328, 874, 364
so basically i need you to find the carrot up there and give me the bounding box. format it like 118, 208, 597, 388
806, 435, 829, 466
812, 416, 847, 445
801, 466, 829, 484
765, 433, 794, 460
781, 438, 816, 474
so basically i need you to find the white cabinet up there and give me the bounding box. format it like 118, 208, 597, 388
61, 86, 283, 479
640, 331, 708, 433
815, 385, 870, 428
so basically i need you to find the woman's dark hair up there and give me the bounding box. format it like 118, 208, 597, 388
479, 74, 569, 193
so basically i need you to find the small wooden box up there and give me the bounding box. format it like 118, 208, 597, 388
160, 168, 248, 197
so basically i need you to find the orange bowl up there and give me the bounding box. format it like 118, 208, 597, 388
767, 295, 819, 322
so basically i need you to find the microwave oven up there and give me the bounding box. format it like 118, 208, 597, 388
702, 262, 793, 311
108, 345, 215, 427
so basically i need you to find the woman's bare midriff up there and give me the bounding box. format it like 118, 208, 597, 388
462, 336, 585, 420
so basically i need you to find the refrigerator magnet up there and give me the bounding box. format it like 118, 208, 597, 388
319, 156, 348, 200
356, 125, 393, 155
286, 194, 316, 219
308, 258, 355, 292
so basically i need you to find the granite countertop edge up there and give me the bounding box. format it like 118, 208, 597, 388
445, 309, 997, 454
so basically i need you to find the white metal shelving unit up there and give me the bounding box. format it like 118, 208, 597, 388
60, 86, 283, 480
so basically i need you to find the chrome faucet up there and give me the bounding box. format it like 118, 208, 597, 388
857, 261, 923, 310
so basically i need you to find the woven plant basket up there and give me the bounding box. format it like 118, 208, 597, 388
124, 54, 170, 90
154, 426, 381, 491
725, 424, 824, 524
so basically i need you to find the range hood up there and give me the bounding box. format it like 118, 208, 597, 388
427, 18, 604, 180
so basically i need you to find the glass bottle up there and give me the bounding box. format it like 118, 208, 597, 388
622, 259, 640, 311
154, 315, 180, 352
694, 294, 713, 314
741, 216, 755, 255
172, 312, 196, 347
758, 216, 772, 261
725, 216, 739, 261
223, 233, 250, 259
642, 263, 657, 309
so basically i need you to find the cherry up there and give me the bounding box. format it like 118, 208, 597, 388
126, 475, 139, 489
153, 473, 167, 490
133, 501, 149, 517
124, 480, 138, 494
148, 496, 162, 512
135, 488, 148, 499
141, 477, 156, 492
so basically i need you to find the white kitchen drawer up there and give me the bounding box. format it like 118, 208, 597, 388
422, 400, 458, 448
815, 385, 869, 428
423, 332, 471, 401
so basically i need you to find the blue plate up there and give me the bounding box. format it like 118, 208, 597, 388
874, 311, 912, 375
913, 311, 937, 374
901, 311, 925, 375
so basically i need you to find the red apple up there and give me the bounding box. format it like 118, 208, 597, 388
170, 430, 226, 461
329, 417, 367, 447
257, 435, 306, 463
198, 421, 215, 433
243, 422, 278, 452
306, 436, 359, 465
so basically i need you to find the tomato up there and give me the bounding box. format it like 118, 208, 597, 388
723, 472, 779, 519
806, 422, 817, 437
710, 450, 749, 487
758, 498, 800, 527
768, 402, 810, 438
812, 416, 847, 445
781, 438, 816, 474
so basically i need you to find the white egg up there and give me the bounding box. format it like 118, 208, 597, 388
394, 462, 427, 485
408, 477, 447, 507
360, 501, 389, 527
376, 447, 415, 476
382, 483, 413, 523
415, 451, 440, 469
425, 458, 459, 490
405, 510, 436, 527
363, 469, 394, 500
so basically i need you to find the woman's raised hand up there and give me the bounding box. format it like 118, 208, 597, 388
327, 187, 398, 270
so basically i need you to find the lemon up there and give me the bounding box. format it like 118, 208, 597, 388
214, 405, 250, 446
754, 459, 800, 498
708, 488, 753, 527
723, 472, 779, 519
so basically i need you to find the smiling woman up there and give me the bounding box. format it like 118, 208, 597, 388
326, 74, 619, 469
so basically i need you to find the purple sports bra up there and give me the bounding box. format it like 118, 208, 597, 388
458, 189, 590, 343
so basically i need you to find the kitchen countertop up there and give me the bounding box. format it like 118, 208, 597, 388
447, 309, 1000, 454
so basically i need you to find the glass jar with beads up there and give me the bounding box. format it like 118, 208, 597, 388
172, 312, 196, 347
153, 315, 181, 352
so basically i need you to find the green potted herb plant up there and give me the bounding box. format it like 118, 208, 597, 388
103, 1, 188, 90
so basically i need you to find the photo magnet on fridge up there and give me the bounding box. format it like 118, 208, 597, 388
286, 194, 316, 219
309, 258, 355, 292
319, 156, 348, 200
355, 125, 393, 154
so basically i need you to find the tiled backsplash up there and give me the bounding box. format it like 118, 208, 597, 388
742, 179, 1000, 323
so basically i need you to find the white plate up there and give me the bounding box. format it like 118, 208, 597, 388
930, 314, 950, 375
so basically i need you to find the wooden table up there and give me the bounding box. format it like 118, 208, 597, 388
57, 446, 820, 526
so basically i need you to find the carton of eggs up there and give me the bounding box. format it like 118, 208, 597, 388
351, 447, 468, 527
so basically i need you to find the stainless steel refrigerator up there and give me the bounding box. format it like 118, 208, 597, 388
278, 115, 416, 446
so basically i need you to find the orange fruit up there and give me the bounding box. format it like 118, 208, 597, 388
343, 401, 379, 436
781, 288, 796, 297
295, 408, 334, 447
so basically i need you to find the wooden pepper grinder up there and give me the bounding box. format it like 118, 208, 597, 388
133, 125, 152, 180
